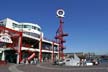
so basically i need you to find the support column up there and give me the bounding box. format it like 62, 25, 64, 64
51, 42, 54, 62
39, 34, 42, 63
58, 44, 60, 60
17, 33, 22, 64
61, 51, 64, 59
1, 51, 5, 61
17, 53, 20, 64
56, 44, 60, 60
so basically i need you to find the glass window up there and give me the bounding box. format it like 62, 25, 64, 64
23, 25, 31, 29
0, 21, 5, 27
38, 28, 41, 31
0, 53, 2, 60
12, 23, 18, 28
19, 25, 23, 28
32, 26, 37, 30
54, 46, 58, 51
32, 26, 41, 31
23, 32, 40, 38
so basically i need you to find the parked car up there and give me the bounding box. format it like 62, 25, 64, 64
86, 61, 93, 66
53, 60, 65, 65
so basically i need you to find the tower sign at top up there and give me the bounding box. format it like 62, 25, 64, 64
56, 9, 65, 18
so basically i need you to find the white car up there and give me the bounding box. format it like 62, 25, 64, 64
86, 61, 93, 66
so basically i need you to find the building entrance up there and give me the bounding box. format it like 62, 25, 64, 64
5, 50, 17, 63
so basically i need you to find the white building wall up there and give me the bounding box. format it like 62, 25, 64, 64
20, 23, 42, 37
0, 18, 43, 38
4, 18, 19, 30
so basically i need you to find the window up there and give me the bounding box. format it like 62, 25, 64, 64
0, 53, 2, 60
23, 32, 40, 38
19, 25, 23, 28
32, 26, 41, 31
54, 46, 58, 51
23, 25, 31, 29
38, 28, 41, 31
32, 26, 37, 30
12, 23, 18, 28
0, 21, 5, 27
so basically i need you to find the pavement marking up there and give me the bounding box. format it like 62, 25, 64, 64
37, 64, 108, 71
8, 64, 24, 72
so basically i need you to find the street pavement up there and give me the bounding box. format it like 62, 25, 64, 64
0, 63, 108, 72
0, 64, 10, 72
17, 63, 108, 72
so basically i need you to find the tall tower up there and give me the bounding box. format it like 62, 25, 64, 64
55, 9, 68, 59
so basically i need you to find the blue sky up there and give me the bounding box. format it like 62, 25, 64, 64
0, 0, 108, 55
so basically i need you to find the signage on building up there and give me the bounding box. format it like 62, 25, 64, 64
0, 33, 13, 43
56, 9, 65, 18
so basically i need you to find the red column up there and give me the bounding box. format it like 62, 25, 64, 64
58, 44, 60, 60
52, 41, 54, 62
39, 34, 42, 63
19, 32, 22, 63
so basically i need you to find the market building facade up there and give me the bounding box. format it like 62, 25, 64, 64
0, 18, 59, 64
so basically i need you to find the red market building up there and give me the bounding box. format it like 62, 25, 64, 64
0, 18, 59, 64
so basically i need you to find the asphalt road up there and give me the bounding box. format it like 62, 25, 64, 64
0, 64, 10, 72
0, 63, 108, 72
17, 63, 108, 72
